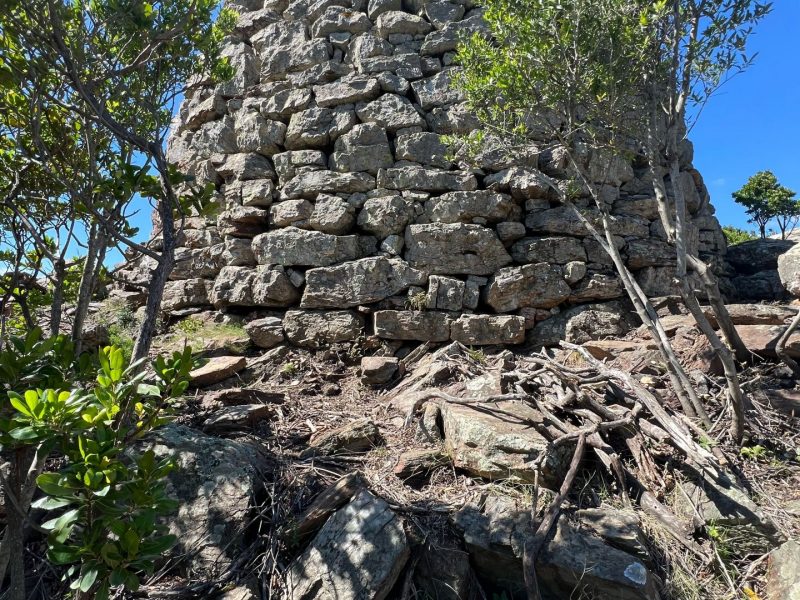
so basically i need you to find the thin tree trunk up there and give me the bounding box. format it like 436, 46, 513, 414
776, 310, 800, 377
667, 159, 739, 433
686, 254, 750, 362
131, 149, 177, 362
72, 225, 103, 353
49, 258, 67, 338
2, 449, 32, 600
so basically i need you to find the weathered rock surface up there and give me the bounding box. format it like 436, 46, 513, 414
252, 227, 362, 267
283, 309, 364, 348
405, 224, 512, 275
301, 257, 426, 308
141, 425, 264, 577
244, 316, 285, 348
484, 264, 571, 312
778, 242, 800, 297
307, 418, 383, 455
450, 315, 526, 345
768, 540, 800, 600
374, 310, 452, 342
361, 356, 400, 385
286, 490, 409, 600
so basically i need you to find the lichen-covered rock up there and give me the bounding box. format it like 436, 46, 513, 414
139, 425, 265, 577
511, 236, 587, 265
285, 106, 358, 150
356, 93, 427, 131
162, 279, 212, 312
286, 490, 409, 600
767, 541, 800, 600
379, 165, 477, 192
283, 309, 364, 348
282, 169, 376, 199
406, 224, 511, 275
484, 264, 571, 312
301, 257, 427, 308
309, 194, 356, 234
357, 195, 411, 238
374, 310, 452, 342
329, 122, 394, 174
252, 227, 362, 267
450, 315, 526, 345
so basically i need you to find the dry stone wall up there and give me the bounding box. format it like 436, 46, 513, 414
151, 0, 730, 347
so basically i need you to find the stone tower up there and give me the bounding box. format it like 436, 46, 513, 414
153, 0, 729, 348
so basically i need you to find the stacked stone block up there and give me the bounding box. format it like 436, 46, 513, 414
152, 0, 729, 347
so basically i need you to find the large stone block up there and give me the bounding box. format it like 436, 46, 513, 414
424, 190, 516, 224
302, 257, 427, 308
282, 170, 376, 199
379, 166, 477, 192
355, 94, 426, 131
252, 227, 362, 267
374, 310, 452, 342
511, 236, 587, 265
484, 264, 571, 312
526, 206, 650, 238
283, 309, 364, 348
211, 265, 300, 308
405, 223, 512, 275
450, 314, 526, 345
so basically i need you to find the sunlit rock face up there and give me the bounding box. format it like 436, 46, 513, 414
147, 0, 729, 347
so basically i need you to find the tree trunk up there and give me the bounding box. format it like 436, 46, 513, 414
667, 158, 743, 434
72, 225, 104, 354
131, 149, 177, 363
49, 258, 66, 338
2, 449, 31, 600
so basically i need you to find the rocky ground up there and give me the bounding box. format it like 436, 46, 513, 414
28, 296, 800, 600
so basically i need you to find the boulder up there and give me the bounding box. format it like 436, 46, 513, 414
729, 239, 794, 275
454, 496, 660, 600
778, 242, 800, 297
441, 401, 566, 483
361, 356, 400, 385
374, 310, 452, 342
283, 309, 365, 348
405, 223, 512, 275
450, 315, 526, 345
252, 227, 362, 267
484, 264, 571, 312
140, 425, 265, 577
190, 356, 247, 387
286, 490, 409, 600
301, 257, 427, 308
768, 541, 800, 600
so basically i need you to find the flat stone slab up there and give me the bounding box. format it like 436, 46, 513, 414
190, 356, 247, 387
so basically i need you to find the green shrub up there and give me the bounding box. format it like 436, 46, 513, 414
722, 225, 758, 246
0, 327, 195, 598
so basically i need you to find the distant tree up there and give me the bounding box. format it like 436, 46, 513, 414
722, 225, 758, 246
733, 170, 798, 239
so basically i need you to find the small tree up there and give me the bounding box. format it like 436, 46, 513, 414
733, 170, 798, 239
1, 0, 233, 360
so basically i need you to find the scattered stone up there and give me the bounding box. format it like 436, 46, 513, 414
361, 356, 400, 385
307, 418, 383, 455
202, 404, 273, 433
190, 356, 247, 387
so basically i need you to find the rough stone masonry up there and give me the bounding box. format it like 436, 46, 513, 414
125, 0, 730, 348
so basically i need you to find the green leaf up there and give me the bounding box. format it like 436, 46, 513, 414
78, 566, 99, 593
9, 426, 39, 441
136, 383, 161, 397
9, 393, 32, 417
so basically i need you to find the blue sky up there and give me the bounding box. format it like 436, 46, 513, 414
690, 1, 800, 233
